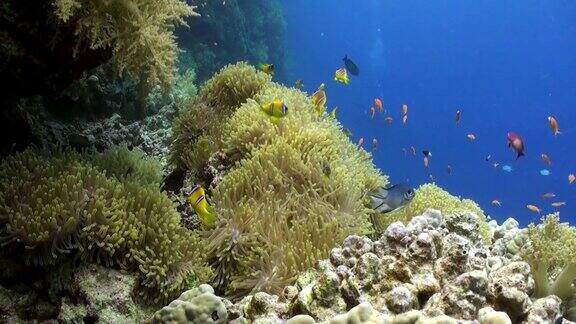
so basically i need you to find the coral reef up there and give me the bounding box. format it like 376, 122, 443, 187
157, 209, 576, 323
373, 183, 492, 244
0, 147, 211, 304
53, 0, 198, 88
29, 103, 178, 168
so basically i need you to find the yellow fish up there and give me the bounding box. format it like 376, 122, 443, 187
187, 184, 217, 228
311, 83, 327, 114
260, 98, 288, 123
258, 63, 274, 75
334, 68, 351, 85
329, 107, 338, 119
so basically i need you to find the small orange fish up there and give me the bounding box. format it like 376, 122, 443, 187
526, 204, 541, 213
357, 137, 364, 147
569, 174, 576, 184
385, 116, 394, 124
542, 192, 556, 199
410, 146, 416, 156
423, 156, 429, 168
541, 153, 551, 165
551, 201, 566, 208
447, 165, 453, 175
548, 116, 561, 136
372, 138, 378, 151
369, 107, 376, 118
375, 98, 383, 112
467, 133, 476, 140
455, 110, 461, 125
402, 104, 408, 115
492, 199, 502, 207
402, 114, 408, 125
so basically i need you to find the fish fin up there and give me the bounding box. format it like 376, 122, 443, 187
516, 152, 525, 159
370, 188, 390, 201
375, 202, 393, 213
383, 183, 397, 190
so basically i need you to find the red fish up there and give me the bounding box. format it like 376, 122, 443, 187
548, 116, 560, 136
375, 98, 383, 112
507, 132, 525, 159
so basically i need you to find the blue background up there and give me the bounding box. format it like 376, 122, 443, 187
281, 0, 576, 226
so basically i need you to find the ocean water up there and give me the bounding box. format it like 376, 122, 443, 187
282, 0, 576, 227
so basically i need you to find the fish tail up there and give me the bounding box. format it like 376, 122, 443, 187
517, 152, 525, 159
198, 209, 217, 228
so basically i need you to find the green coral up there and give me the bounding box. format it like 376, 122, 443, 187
0, 147, 210, 304
521, 213, 576, 300
208, 81, 386, 297
372, 183, 491, 243
53, 0, 198, 88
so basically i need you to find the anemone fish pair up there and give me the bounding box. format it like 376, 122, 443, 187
187, 184, 217, 228
260, 98, 288, 123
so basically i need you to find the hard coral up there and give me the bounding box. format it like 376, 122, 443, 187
0, 147, 210, 304
53, 0, 198, 88
373, 183, 492, 244
521, 213, 576, 300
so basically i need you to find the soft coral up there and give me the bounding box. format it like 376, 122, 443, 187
522, 213, 576, 300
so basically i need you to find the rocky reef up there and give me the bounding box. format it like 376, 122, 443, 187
152, 209, 575, 323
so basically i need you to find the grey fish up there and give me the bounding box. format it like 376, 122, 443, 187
343, 55, 359, 76
369, 184, 415, 213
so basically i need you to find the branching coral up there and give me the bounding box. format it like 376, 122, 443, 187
372, 183, 491, 243
208, 82, 386, 298
521, 213, 576, 300
53, 0, 198, 88
0, 147, 211, 304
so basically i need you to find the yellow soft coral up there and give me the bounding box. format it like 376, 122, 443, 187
372, 183, 491, 243
53, 0, 198, 88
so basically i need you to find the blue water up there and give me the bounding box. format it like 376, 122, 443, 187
282, 0, 576, 226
